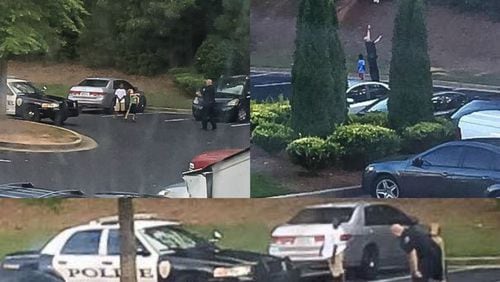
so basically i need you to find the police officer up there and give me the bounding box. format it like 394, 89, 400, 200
391, 224, 444, 282
197, 79, 217, 130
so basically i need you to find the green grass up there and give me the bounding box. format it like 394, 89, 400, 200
40, 83, 192, 109
251, 172, 290, 198
0, 230, 56, 260
443, 225, 500, 257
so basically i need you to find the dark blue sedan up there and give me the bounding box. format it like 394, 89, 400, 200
362, 139, 500, 198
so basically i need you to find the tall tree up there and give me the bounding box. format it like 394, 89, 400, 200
388, 0, 433, 129
119, 198, 137, 282
291, 0, 345, 137
0, 0, 86, 115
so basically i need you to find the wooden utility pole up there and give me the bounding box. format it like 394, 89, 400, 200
118, 198, 137, 282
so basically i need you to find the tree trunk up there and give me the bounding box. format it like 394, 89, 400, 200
0, 59, 8, 118
118, 198, 137, 282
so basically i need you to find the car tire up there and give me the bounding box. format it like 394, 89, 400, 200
372, 175, 401, 199
359, 245, 379, 280
51, 113, 67, 126
237, 107, 249, 123
22, 105, 41, 122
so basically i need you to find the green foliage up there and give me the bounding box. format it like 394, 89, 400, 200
328, 124, 400, 169
388, 0, 434, 129
252, 122, 295, 154
291, 0, 346, 137
250, 101, 291, 131
348, 112, 389, 127
287, 137, 340, 171
195, 37, 239, 79
171, 70, 205, 95
401, 121, 456, 154
0, 0, 86, 58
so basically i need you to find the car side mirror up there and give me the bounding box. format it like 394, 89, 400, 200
136, 246, 150, 257
412, 157, 424, 167
209, 230, 223, 243
346, 98, 354, 105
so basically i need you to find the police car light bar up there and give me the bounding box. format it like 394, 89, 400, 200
90, 213, 160, 225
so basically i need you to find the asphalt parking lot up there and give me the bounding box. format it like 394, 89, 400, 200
0, 111, 250, 195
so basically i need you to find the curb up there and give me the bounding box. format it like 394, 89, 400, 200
268, 185, 364, 198
447, 257, 500, 266
0, 120, 83, 151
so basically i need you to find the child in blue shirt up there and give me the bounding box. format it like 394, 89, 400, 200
357, 54, 366, 80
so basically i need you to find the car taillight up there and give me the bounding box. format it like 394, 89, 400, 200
456, 127, 462, 140
272, 236, 295, 245
314, 235, 325, 243
340, 234, 352, 241
69, 90, 79, 95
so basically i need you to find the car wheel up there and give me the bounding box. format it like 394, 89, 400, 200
51, 113, 67, 126
237, 107, 249, 123
373, 175, 400, 199
22, 105, 41, 122
489, 191, 500, 198
359, 245, 379, 280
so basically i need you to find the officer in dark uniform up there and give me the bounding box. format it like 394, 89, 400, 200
391, 224, 444, 282
198, 79, 217, 130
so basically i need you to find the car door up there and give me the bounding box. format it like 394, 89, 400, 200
366, 84, 388, 100
401, 146, 464, 197
363, 205, 393, 267
378, 206, 412, 268
52, 229, 106, 282
445, 147, 499, 197
101, 229, 159, 282
5, 83, 17, 115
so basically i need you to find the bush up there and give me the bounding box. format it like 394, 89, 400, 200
250, 101, 291, 131
195, 36, 246, 80
252, 123, 295, 153
401, 121, 456, 154
171, 71, 205, 95
287, 137, 333, 171
348, 112, 389, 127
328, 124, 400, 169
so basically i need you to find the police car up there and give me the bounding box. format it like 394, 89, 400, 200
5, 77, 79, 125
1, 214, 298, 282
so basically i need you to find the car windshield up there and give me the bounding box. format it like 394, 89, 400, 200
288, 207, 354, 224
140, 225, 207, 252
367, 98, 388, 112
9, 82, 43, 96
216, 77, 246, 96
78, 79, 109, 87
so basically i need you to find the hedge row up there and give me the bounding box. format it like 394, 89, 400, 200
169, 68, 205, 95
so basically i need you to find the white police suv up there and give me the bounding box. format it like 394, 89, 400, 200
1, 214, 298, 282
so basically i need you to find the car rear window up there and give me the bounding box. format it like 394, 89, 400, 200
78, 79, 109, 87
288, 207, 354, 224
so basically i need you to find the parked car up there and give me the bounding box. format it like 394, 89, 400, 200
450, 98, 500, 124
458, 110, 500, 139
269, 202, 423, 279
1, 214, 299, 282
346, 81, 389, 114
357, 91, 469, 117
362, 139, 500, 198
5, 77, 79, 125
68, 78, 146, 114
192, 75, 250, 123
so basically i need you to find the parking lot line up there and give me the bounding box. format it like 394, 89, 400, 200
101, 111, 190, 118
372, 266, 500, 282
231, 123, 250, 127
164, 118, 190, 122
0, 159, 12, 163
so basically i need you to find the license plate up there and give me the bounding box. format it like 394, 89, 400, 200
296, 237, 314, 245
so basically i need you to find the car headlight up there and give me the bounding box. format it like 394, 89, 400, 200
365, 166, 375, 172
227, 98, 240, 106
213, 266, 252, 278
41, 103, 59, 109
193, 97, 200, 105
